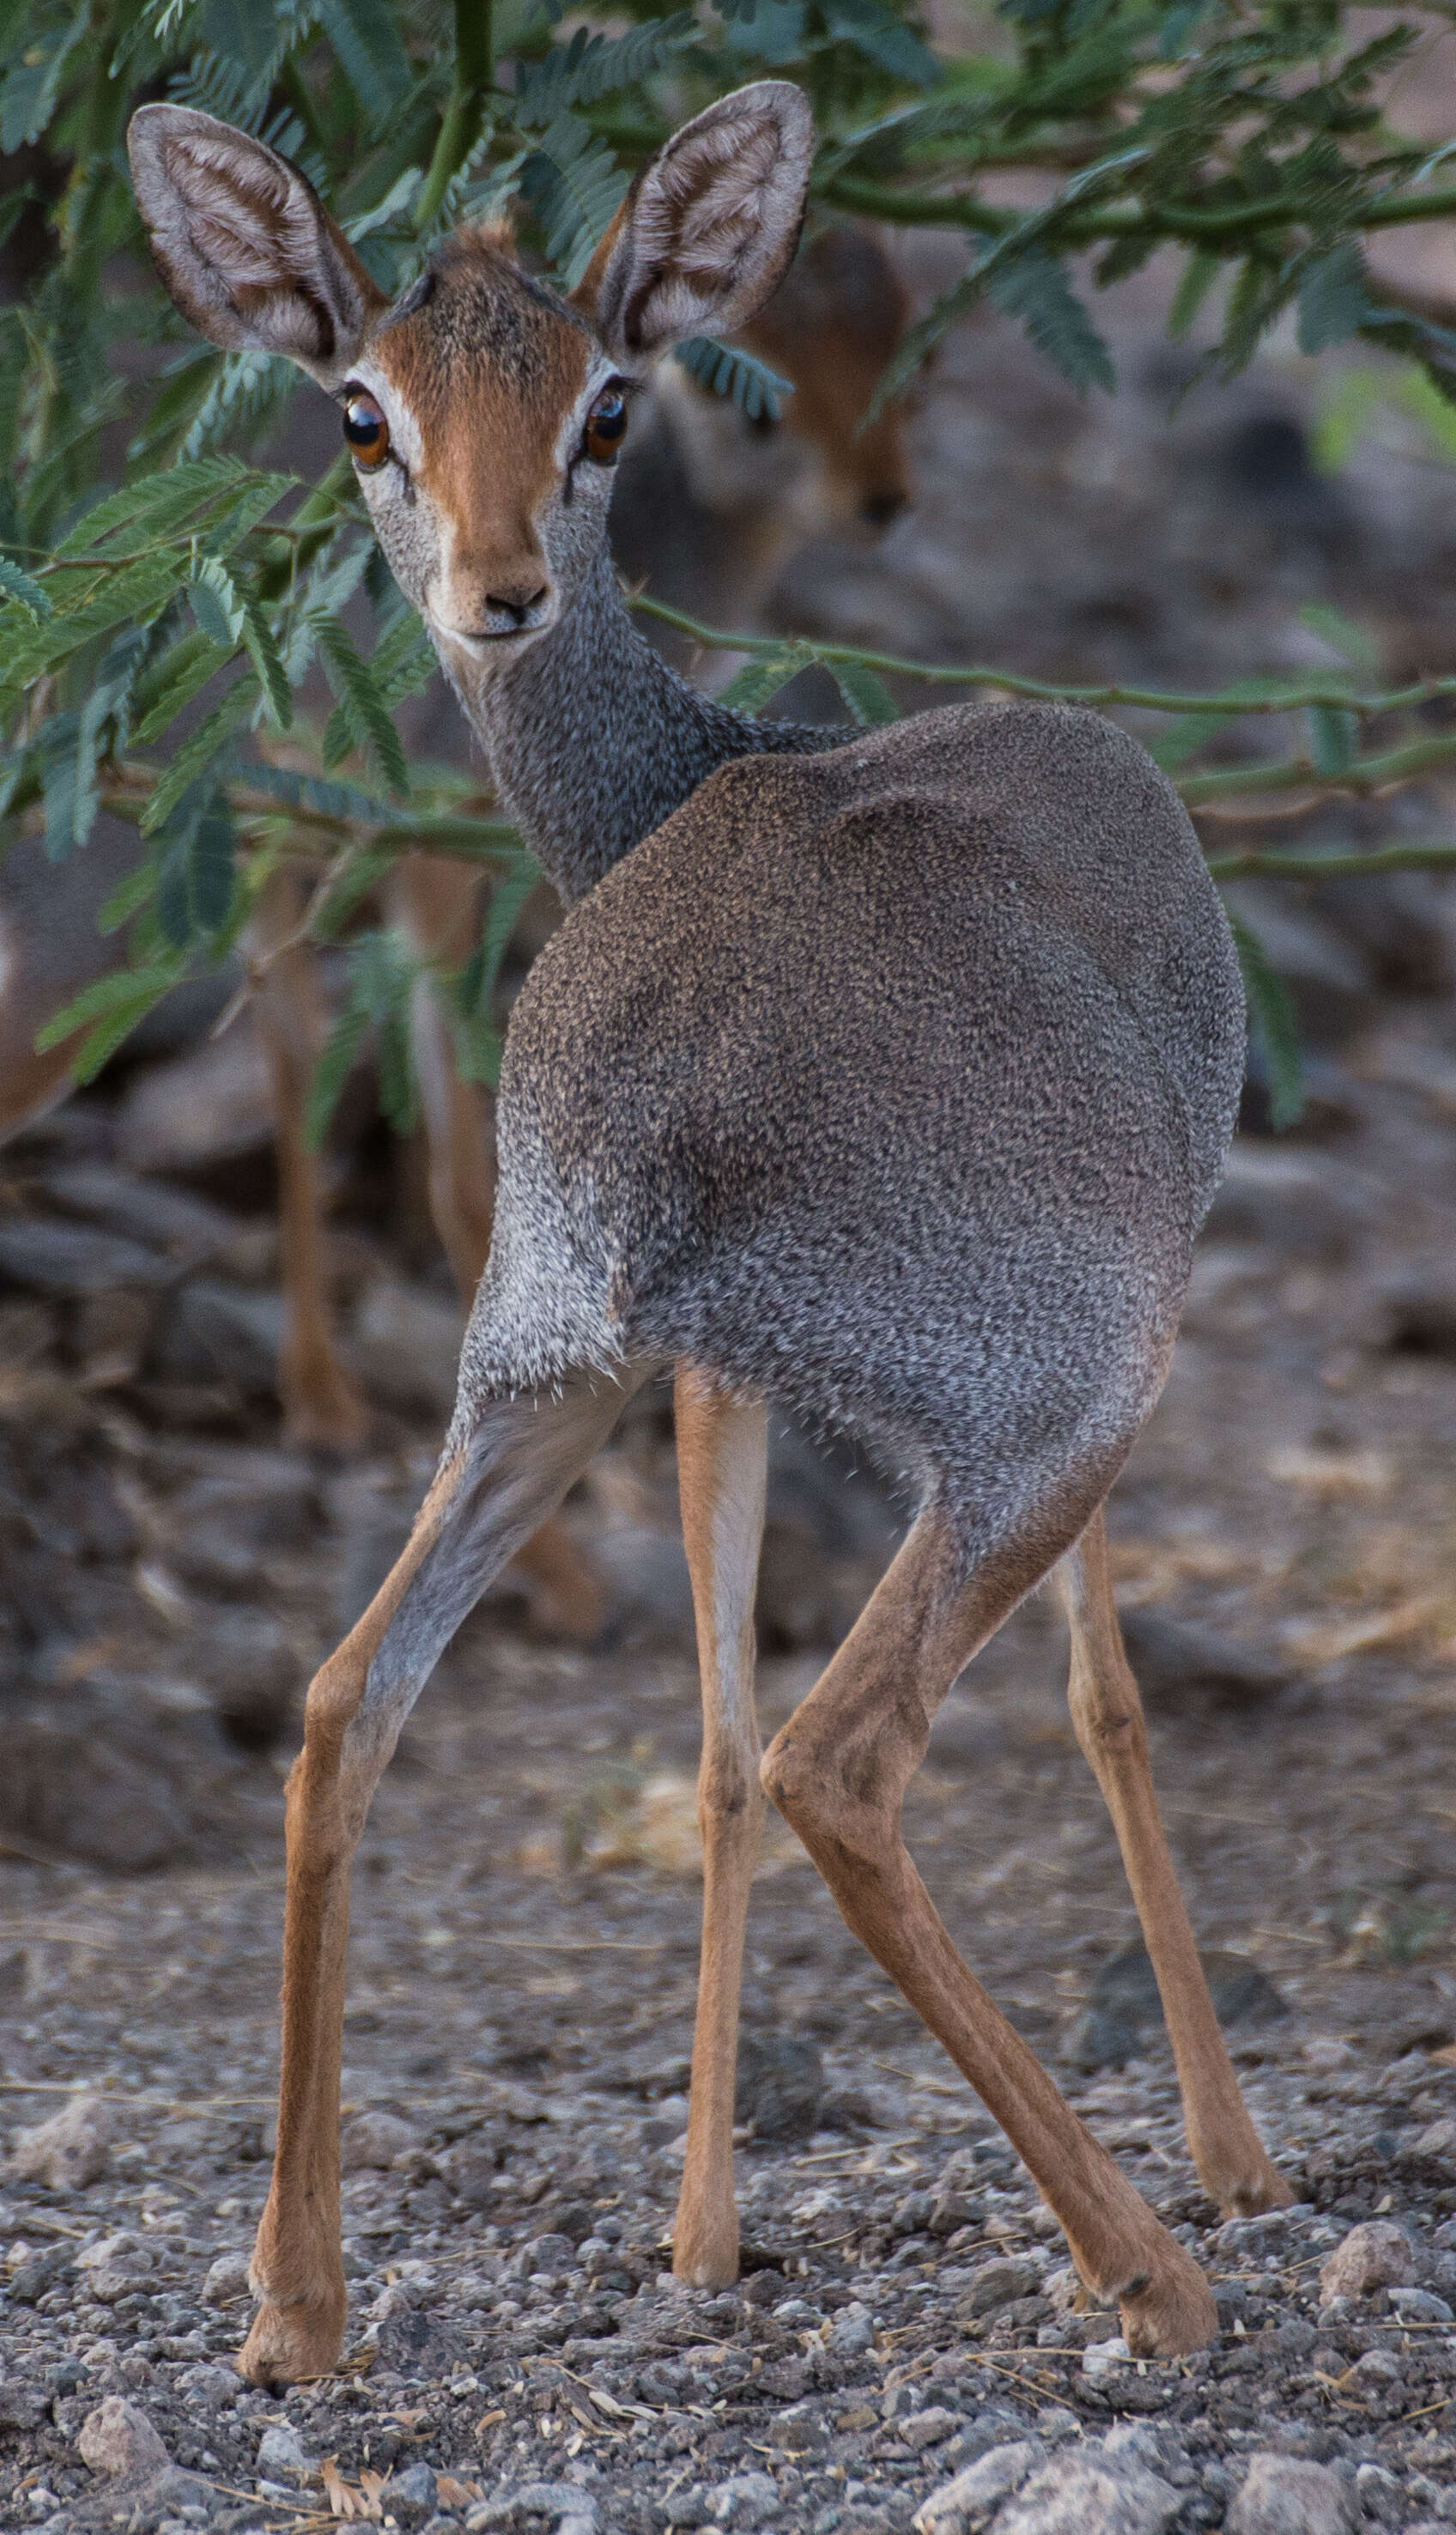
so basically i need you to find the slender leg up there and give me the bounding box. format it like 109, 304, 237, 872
1059, 1509, 1291, 2216
251, 870, 368, 1453
239, 1367, 645, 2388
672, 1365, 767, 2286
762, 1502, 1219, 2356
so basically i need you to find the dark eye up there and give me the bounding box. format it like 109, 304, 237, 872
343, 389, 391, 471
583, 386, 628, 465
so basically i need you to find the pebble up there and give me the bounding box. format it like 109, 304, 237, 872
382, 2461, 440, 2521
902, 2406, 962, 2451
1224, 2452, 1360, 2534
735, 2029, 826, 2142
76, 2395, 170, 2477
9, 2091, 111, 2189
256, 2420, 310, 2483
710, 2471, 782, 2525
913, 2438, 1046, 2533
1318, 2220, 1416, 2301
340, 2106, 420, 2171
996, 2448, 1180, 2535
1082, 2335, 1130, 2379
201, 2249, 252, 2305
1391, 2284, 1454, 2322
960, 2255, 1039, 2317
465, 2484, 598, 2531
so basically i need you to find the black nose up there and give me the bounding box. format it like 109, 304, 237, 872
860, 489, 907, 528
488, 587, 548, 627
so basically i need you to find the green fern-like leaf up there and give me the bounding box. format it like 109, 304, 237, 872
831, 660, 901, 727
313, 616, 410, 797
717, 641, 814, 714
518, 117, 629, 289
516, 14, 695, 123
983, 247, 1116, 396
674, 337, 794, 422
0, 556, 51, 617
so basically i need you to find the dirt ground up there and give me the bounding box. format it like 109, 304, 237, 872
12, 260, 1456, 2535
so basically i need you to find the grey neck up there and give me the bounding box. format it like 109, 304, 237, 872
453, 548, 834, 904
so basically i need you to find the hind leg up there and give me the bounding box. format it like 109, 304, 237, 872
671, 1366, 767, 2286
239, 1367, 645, 2388
762, 1499, 1218, 2357
1059, 1509, 1290, 2215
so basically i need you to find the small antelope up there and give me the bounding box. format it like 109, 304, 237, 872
130, 80, 1289, 2390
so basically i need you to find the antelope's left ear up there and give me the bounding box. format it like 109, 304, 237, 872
572, 82, 814, 362
127, 104, 388, 386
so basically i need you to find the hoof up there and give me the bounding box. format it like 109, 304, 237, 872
671, 2216, 739, 2291
237, 2291, 345, 2388
1119, 2241, 1219, 2357
1210, 2155, 1295, 2219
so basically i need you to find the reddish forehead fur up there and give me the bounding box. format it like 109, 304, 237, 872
371, 228, 592, 538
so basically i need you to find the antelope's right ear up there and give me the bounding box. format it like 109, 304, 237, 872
127, 105, 387, 386
572, 82, 815, 362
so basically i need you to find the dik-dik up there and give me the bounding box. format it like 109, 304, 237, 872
129, 79, 1289, 2388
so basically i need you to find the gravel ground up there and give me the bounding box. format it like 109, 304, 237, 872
9, 1007, 1456, 2532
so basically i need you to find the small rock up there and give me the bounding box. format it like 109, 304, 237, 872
441, 2137, 499, 2210
154, 1277, 284, 1395
1224, 2452, 1359, 2534
766, 2399, 828, 2456
381, 2463, 439, 2522
710, 2471, 780, 2525
77, 2396, 170, 2478
465, 2485, 598, 2532
735, 2030, 825, 2143
1318, 2221, 1416, 2301
513, 2231, 575, 2279
202, 2250, 252, 2306
1348, 2350, 1402, 2390
998, 2452, 1180, 2535
913, 2439, 1046, 2534
960, 2256, 1039, 2318
256, 2423, 309, 2484
1391, 2285, 1453, 2323
75, 2231, 153, 2302
1066, 1940, 1285, 2070
1083, 2337, 1131, 2380
828, 2305, 875, 2355
1118, 1608, 1290, 1712
340, 2109, 419, 2173
902, 2408, 961, 2452
1354, 2464, 1404, 2528
0, 1219, 170, 1296
0, 2379, 52, 2431
10, 2092, 111, 2189
1410, 2118, 1456, 2162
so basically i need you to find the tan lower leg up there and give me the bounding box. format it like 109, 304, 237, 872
671, 1367, 767, 2287
1060, 1510, 1291, 2216
762, 1508, 1218, 2356
240, 1456, 463, 2386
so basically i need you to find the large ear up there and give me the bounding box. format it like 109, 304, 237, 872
572, 82, 813, 362
127, 105, 388, 385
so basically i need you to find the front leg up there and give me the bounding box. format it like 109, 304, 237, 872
240, 1374, 642, 2385
671, 1366, 767, 2288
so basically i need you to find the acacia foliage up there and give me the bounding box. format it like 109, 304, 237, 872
5, 0, 1456, 1102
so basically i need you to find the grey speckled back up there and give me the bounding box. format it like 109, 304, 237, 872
455, 698, 1243, 1559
